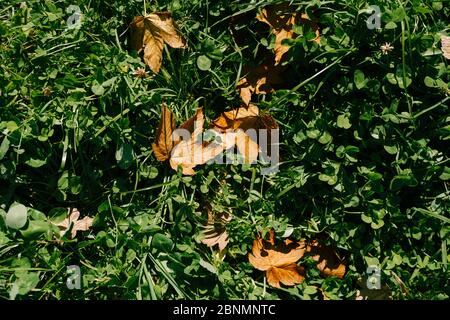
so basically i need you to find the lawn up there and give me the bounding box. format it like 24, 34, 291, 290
0, 0, 449, 300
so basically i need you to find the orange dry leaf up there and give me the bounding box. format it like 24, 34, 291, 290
237, 62, 286, 105
211, 104, 278, 161
178, 107, 205, 135
307, 240, 346, 279
257, 4, 320, 65
153, 104, 278, 174
211, 104, 278, 132
169, 108, 238, 175
248, 231, 347, 288
54, 208, 93, 239
248, 229, 307, 288
211, 105, 262, 164
172, 106, 205, 147
169, 132, 236, 175
201, 206, 232, 251
130, 12, 187, 73
151, 105, 236, 175
151, 104, 177, 161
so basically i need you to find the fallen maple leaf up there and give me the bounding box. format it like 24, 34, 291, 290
307, 240, 346, 279
169, 107, 224, 175
170, 132, 237, 175
130, 12, 187, 73
153, 105, 277, 174
201, 205, 232, 251
173, 107, 205, 144
152, 104, 177, 161
237, 62, 286, 105
211, 104, 278, 132
151, 106, 230, 175
211, 104, 278, 161
257, 4, 320, 65
53, 208, 93, 239
248, 229, 307, 288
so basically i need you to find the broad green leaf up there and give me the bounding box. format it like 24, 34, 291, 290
152, 233, 174, 252
0, 137, 10, 160
354, 69, 366, 89
385, 21, 397, 29
384, 144, 398, 155
199, 259, 217, 274
197, 55, 211, 71
6, 121, 18, 132
318, 131, 333, 144
439, 166, 450, 180
21, 220, 51, 238
361, 213, 372, 224
337, 114, 351, 129
9, 272, 40, 299
390, 174, 418, 191
116, 143, 134, 169
395, 65, 412, 89
91, 81, 105, 96
25, 157, 46, 168
5, 203, 28, 229
424, 76, 435, 87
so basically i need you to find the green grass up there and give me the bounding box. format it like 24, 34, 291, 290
0, 0, 449, 300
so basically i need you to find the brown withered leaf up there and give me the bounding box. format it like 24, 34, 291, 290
237, 62, 286, 105
154, 104, 277, 174
201, 205, 232, 251
173, 107, 204, 145
211, 104, 259, 131
211, 104, 278, 161
307, 240, 346, 279
169, 108, 236, 175
257, 4, 320, 65
248, 229, 307, 288
211, 104, 278, 133
169, 131, 235, 175
178, 107, 204, 133
53, 208, 93, 239
233, 130, 260, 164
130, 12, 187, 73
152, 104, 177, 161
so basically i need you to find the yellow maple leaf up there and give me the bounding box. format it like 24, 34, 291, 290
130, 12, 187, 73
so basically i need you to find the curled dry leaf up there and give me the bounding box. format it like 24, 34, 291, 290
169, 133, 236, 175
53, 208, 93, 239
441, 35, 450, 60
248, 229, 307, 288
151, 104, 176, 161
257, 4, 320, 65
130, 12, 187, 73
307, 240, 346, 279
201, 205, 232, 251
